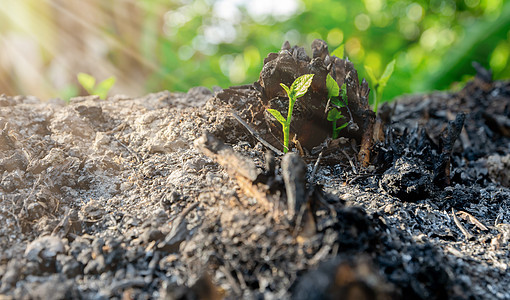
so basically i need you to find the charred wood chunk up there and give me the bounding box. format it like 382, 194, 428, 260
194, 132, 261, 182
257, 39, 375, 164
472, 61, 492, 84
282, 153, 307, 220
311, 39, 329, 60
293, 256, 395, 300
382, 156, 433, 201
434, 113, 465, 186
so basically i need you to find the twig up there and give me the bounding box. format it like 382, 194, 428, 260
111, 136, 143, 163
451, 208, 473, 240
2, 196, 20, 231
333, 96, 355, 128
293, 135, 305, 156
309, 151, 323, 184
231, 111, 284, 156
169, 202, 199, 237
341, 150, 358, 174
220, 265, 242, 296
457, 210, 488, 231
108, 278, 146, 296
348, 173, 382, 185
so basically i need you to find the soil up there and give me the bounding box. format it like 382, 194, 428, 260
1, 47, 510, 299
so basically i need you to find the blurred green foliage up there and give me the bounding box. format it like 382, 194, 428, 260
77, 73, 116, 100
154, 0, 510, 103
0, 0, 509, 102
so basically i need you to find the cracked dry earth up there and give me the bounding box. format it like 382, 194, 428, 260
0, 74, 510, 299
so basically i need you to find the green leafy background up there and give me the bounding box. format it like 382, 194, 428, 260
0, 0, 509, 103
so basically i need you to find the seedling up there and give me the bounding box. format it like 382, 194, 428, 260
365, 59, 395, 113
77, 72, 116, 100
325, 74, 349, 139
267, 74, 314, 153
331, 44, 344, 59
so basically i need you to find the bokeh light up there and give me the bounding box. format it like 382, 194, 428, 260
0, 0, 509, 103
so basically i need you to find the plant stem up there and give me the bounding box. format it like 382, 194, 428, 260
332, 120, 338, 139
373, 90, 379, 114
283, 98, 297, 153
283, 125, 290, 153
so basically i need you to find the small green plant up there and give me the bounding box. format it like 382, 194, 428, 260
365, 59, 396, 113
330, 44, 344, 58
77, 72, 116, 100
325, 74, 349, 139
267, 74, 314, 153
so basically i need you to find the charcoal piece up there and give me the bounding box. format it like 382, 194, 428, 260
486, 154, 510, 187
141, 228, 165, 244
195, 133, 279, 213
24, 236, 66, 272
56, 254, 83, 278
0, 259, 22, 292
29, 277, 82, 300
472, 61, 492, 84
161, 191, 181, 211
158, 221, 189, 253
434, 113, 465, 186
158, 203, 197, 253
282, 153, 307, 220
282, 40, 291, 51
293, 256, 395, 300
160, 273, 221, 300
311, 39, 329, 60
83, 254, 106, 274
52, 208, 82, 237
483, 112, 510, 137
264, 150, 276, 175
381, 157, 433, 201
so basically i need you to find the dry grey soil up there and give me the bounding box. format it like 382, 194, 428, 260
0, 77, 510, 299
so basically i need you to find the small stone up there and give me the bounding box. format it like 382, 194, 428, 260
141, 228, 165, 244
84, 254, 106, 274
56, 254, 83, 278
25, 236, 65, 267
384, 204, 396, 214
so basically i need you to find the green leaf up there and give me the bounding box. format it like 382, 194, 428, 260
364, 66, 377, 85
379, 59, 396, 87
291, 74, 314, 98
340, 83, 348, 104
327, 109, 337, 121
331, 44, 344, 59
326, 74, 339, 98
95, 76, 116, 99
327, 108, 345, 121
77, 72, 96, 93
337, 122, 349, 130
267, 109, 286, 125
331, 97, 345, 108
280, 83, 291, 98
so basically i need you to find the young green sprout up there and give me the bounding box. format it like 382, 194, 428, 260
326, 74, 349, 139
77, 72, 116, 100
267, 74, 314, 153
365, 59, 396, 114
